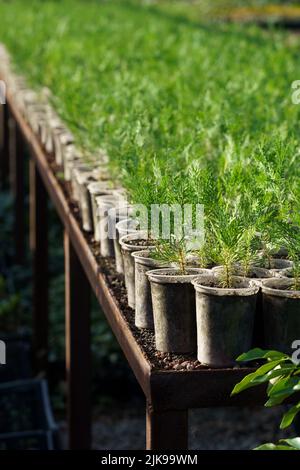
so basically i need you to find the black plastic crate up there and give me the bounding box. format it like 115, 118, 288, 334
0, 430, 55, 450
0, 379, 56, 432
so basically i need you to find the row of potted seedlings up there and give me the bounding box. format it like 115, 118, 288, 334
1, 46, 300, 369
119, 231, 298, 368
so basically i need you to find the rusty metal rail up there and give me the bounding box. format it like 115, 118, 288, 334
0, 94, 267, 450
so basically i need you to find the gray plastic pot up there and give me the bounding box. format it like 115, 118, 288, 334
108, 206, 133, 273
53, 130, 74, 166
192, 275, 259, 367
259, 258, 293, 274
115, 218, 140, 274
76, 171, 97, 232
132, 250, 169, 329
120, 233, 155, 309
261, 277, 300, 354
276, 267, 293, 278
92, 166, 111, 182
45, 118, 63, 155
71, 164, 92, 202
147, 268, 204, 353
88, 183, 115, 242
96, 195, 118, 257
63, 146, 82, 182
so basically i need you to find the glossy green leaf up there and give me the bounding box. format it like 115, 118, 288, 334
255, 443, 297, 451
236, 348, 288, 363
280, 403, 300, 429
281, 438, 300, 450
231, 360, 283, 396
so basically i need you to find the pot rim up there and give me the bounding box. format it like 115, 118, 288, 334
212, 265, 273, 279
146, 267, 207, 284
192, 275, 259, 296
120, 232, 155, 252
87, 182, 115, 194
260, 277, 300, 298
132, 249, 168, 268
95, 194, 117, 206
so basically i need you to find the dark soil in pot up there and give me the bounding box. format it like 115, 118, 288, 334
125, 239, 155, 247
261, 277, 300, 354
192, 275, 258, 368
147, 268, 204, 353
120, 233, 155, 309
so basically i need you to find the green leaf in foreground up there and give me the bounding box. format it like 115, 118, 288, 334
265, 376, 300, 407
281, 438, 300, 450
255, 443, 297, 451
231, 359, 284, 396
236, 348, 288, 363
281, 403, 300, 429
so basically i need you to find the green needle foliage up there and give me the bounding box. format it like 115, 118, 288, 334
0, 1, 299, 285
152, 236, 191, 275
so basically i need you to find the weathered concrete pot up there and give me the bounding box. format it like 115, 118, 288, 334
96, 195, 118, 257
212, 266, 274, 349
147, 268, 204, 353
26, 104, 48, 132
120, 233, 155, 309
261, 277, 300, 354
115, 218, 140, 274
116, 218, 139, 238
88, 183, 115, 242
132, 250, 169, 329
192, 275, 258, 367
92, 166, 111, 182
45, 118, 63, 154
71, 164, 92, 202
16, 89, 38, 113
276, 267, 293, 278
53, 129, 74, 166
63, 146, 82, 181
269, 259, 293, 275
108, 206, 133, 273
76, 170, 97, 232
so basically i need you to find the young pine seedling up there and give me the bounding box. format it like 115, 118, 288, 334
151, 236, 192, 275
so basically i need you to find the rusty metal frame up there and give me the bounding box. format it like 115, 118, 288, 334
5, 93, 267, 450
